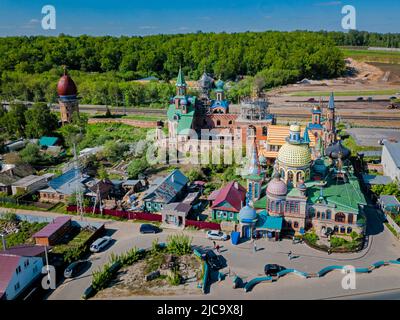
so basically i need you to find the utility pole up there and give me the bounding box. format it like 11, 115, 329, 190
73, 143, 84, 221
0, 233, 6, 250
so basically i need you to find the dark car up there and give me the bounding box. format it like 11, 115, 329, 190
356, 97, 364, 101
264, 264, 286, 277
204, 250, 224, 270
307, 98, 316, 103
64, 260, 90, 278
140, 224, 160, 234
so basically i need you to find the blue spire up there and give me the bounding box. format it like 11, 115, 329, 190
303, 128, 310, 143
246, 139, 260, 176
328, 92, 335, 110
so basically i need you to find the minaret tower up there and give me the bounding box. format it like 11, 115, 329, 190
325, 92, 336, 146
243, 138, 264, 202
57, 66, 79, 124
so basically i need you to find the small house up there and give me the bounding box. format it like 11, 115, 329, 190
32, 216, 72, 246
11, 174, 54, 196
161, 202, 192, 229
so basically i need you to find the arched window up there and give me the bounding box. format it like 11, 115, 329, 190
308, 207, 315, 218
335, 212, 345, 223
348, 213, 353, 224
294, 221, 299, 229
333, 226, 339, 233
340, 226, 346, 234
347, 227, 353, 234
217, 120, 221, 126
321, 212, 325, 220
228, 120, 233, 125
287, 171, 294, 183
317, 211, 321, 219
262, 126, 268, 136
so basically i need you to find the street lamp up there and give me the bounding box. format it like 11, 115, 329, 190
0, 233, 6, 250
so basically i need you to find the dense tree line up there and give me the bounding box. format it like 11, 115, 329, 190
326, 30, 400, 48
0, 31, 348, 105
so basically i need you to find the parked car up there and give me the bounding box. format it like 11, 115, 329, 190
264, 264, 286, 276
307, 98, 316, 103
207, 230, 229, 241
64, 260, 90, 278
140, 224, 161, 234
390, 96, 398, 100
204, 250, 224, 270
367, 97, 373, 102
356, 97, 364, 101
90, 236, 112, 253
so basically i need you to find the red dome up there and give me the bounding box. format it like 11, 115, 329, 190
57, 73, 77, 96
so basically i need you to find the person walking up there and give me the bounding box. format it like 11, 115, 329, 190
288, 250, 292, 260
253, 240, 257, 253
216, 244, 220, 254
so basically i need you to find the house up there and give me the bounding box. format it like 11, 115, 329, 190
32, 216, 72, 246
122, 179, 144, 193
39, 168, 110, 204
11, 174, 54, 196
161, 202, 192, 229
208, 181, 247, 222
0, 245, 47, 258
0, 163, 34, 195
0, 253, 44, 300
143, 169, 189, 213
382, 141, 400, 181
379, 195, 400, 215
3, 139, 27, 153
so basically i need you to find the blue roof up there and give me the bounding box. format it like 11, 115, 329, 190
143, 169, 189, 204
210, 100, 229, 109
239, 205, 257, 222
256, 211, 283, 231
308, 123, 323, 130
47, 168, 88, 195
39, 136, 59, 147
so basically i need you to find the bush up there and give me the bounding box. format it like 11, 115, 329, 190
330, 236, 347, 248
167, 267, 182, 286
166, 234, 192, 256
303, 232, 319, 245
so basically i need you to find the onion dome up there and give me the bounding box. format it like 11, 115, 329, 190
57, 68, 77, 96
239, 205, 257, 222
180, 98, 188, 105
325, 140, 351, 160
277, 143, 312, 167
267, 172, 288, 196
290, 124, 301, 132
215, 79, 225, 90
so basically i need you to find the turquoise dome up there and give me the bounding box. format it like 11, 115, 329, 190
215, 79, 224, 89
239, 205, 257, 222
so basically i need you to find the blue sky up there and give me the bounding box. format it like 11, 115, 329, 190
0, 0, 398, 36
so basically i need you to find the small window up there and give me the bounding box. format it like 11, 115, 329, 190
14, 282, 20, 291
294, 221, 299, 228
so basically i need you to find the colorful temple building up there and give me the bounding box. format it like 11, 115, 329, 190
157, 68, 338, 164
57, 67, 79, 124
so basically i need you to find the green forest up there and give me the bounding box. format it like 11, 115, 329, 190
0, 30, 398, 106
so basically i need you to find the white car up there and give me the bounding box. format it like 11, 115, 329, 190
207, 230, 229, 241
90, 236, 112, 253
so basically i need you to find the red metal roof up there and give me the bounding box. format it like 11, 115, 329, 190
0, 255, 20, 297
211, 181, 246, 212
0, 245, 46, 257
33, 216, 71, 239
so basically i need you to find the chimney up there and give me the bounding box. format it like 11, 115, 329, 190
234, 181, 239, 190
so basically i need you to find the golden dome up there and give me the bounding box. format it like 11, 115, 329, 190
277, 142, 312, 167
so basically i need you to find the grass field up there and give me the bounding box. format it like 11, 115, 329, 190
122, 114, 166, 121
340, 48, 400, 64
288, 89, 398, 97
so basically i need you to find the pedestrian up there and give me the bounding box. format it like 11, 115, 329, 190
213, 241, 216, 249
292, 236, 296, 244
216, 244, 220, 254
253, 240, 257, 253
288, 250, 292, 260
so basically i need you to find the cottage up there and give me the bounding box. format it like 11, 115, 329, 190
0, 163, 34, 195
382, 141, 400, 181
208, 181, 247, 222
143, 169, 189, 213
0, 253, 44, 300
11, 174, 54, 196
379, 195, 400, 215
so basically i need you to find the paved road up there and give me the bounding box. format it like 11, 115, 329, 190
2, 207, 399, 300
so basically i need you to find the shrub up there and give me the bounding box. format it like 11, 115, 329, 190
166, 234, 192, 256
330, 236, 347, 248
303, 232, 319, 245
167, 267, 182, 286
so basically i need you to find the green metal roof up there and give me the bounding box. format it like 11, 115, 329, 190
256, 210, 283, 231
167, 102, 195, 135
176, 67, 186, 87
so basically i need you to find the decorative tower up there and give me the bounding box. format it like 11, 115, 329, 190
175, 67, 187, 97
198, 71, 213, 114
325, 92, 336, 146
214, 79, 225, 101
243, 138, 264, 202
57, 66, 79, 124
311, 104, 322, 126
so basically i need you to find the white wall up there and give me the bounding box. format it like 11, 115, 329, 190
382, 145, 400, 181
4, 256, 43, 300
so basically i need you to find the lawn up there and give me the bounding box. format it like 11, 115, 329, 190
340, 48, 400, 64
122, 114, 166, 122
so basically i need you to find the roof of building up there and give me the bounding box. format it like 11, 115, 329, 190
384, 141, 400, 169
12, 175, 48, 188
326, 141, 351, 160
176, 67, 186, 87
307, 168, 367, 214
0, 245, 46, 257
362, 174, 393, 186
45, 168, 89, 196
143, 169, 188, 204
163, 202, 192, 216
328, 92, 335, 110
57, 69, 77, 96
267, 173, 288, 196
0, 254, 20, 298
211, 181, 247, 213
33, 216, 71, 238
239, 205, 257, 222
379, 195, 400, 208
167, 98, 196, 135
39, 136, 59, 147
256, 211, 283, 231
277, 142, 312, 167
